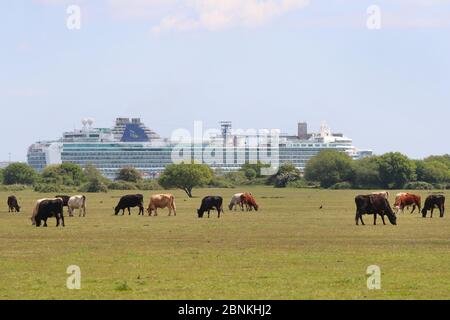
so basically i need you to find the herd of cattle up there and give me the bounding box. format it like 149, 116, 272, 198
5, 192, 259, 227
355, 192, 446, 226
5, 191, 446, 228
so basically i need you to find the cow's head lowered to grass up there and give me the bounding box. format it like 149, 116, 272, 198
386, 205, 397, 225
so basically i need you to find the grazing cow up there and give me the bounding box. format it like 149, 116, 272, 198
198, 196, 224, 218
7, 196, 20, 213
372, 191, 389, 200
241, 193, 259, 211
355, 194, 397, 226
33, 198, 65, 227
422, 195, 445, 218
115, 194, 144, 216
68, 195, 87, 217
229, 193, 244, 211
394, 193, 421, 214
394, 193, 413, 213
147, 194, 176, 217
32, 198, 64, 225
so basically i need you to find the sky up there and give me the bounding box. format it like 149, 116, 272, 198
0, 0, 449, 161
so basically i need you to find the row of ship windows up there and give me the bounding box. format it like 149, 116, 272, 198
61, 151, 320, 157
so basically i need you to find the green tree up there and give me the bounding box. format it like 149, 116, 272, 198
240, 161, 271, 178
352, 156, 382, 188
117, 167, 142, 183
376, 152, 416, 189
79, 164, 108, 193
41, 163, 85, 186
41, 165, 65, 185
0, 168, 4, 184
59, 163, 85, 185
270, 163, 302, 188
223, 171, 247, 185
425, 155, 450, 169
3, 163, 37, 185
304, 151, 354, 188
159, 162, 213, 198
244, 168, 257, 180
416, 160, 450, 184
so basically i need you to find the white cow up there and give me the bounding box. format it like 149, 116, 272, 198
229, 193, 245, 211
372, 191, 389, 200
68, 195, 87, 217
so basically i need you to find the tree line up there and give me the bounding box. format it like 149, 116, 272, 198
303, 151, 450, 190
0, 151, 448, 196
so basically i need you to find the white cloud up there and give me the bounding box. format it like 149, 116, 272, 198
109, 0, 310, 32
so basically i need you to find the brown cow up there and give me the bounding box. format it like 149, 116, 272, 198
147, 194, 177, 217
394, 193, 421, 214
240, 193, 259, 212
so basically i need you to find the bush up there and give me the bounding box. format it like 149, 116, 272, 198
269, 163, 302, 188
79, 179, 108, 193
329, 182, 353, 190
41, 163, 85, 186
244, 168, 257, 180
108, 181, 138, 190
240, 162, 271, 178
433, 183, 449, 190
136, 180, 162, 191
80, 164, 109, 193
0, 184, 28, 192
117, 167, 142, 183
403, 181, 434, 190
3, 163, 38, 185
33, 183, 75, 193
223, 171, 248, 185
209, 176, 235, 188
285, 179, 315, 189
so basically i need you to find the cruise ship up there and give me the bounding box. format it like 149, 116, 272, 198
27, 118, 372, 179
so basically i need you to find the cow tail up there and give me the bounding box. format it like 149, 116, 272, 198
171, 195, 176, 211
31, 201, 39, 225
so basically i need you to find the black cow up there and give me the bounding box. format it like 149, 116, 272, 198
355, 194, 397, 226
7, 196, 20, 213
115, 194, 144, 216
55, 195, 71, 207
197, 196, 224, 218
422, 195, 445, 218
35, 199, 65, 227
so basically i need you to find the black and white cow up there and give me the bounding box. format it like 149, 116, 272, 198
32, 198, 65, 227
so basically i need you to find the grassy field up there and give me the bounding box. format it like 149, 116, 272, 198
0, 187, 449, 300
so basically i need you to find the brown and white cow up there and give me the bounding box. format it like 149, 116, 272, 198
241, 193, 259, 212
394, 193, 421, 214
147, 194, 177, 217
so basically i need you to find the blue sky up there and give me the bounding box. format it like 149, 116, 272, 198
1, 0, 449, 161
